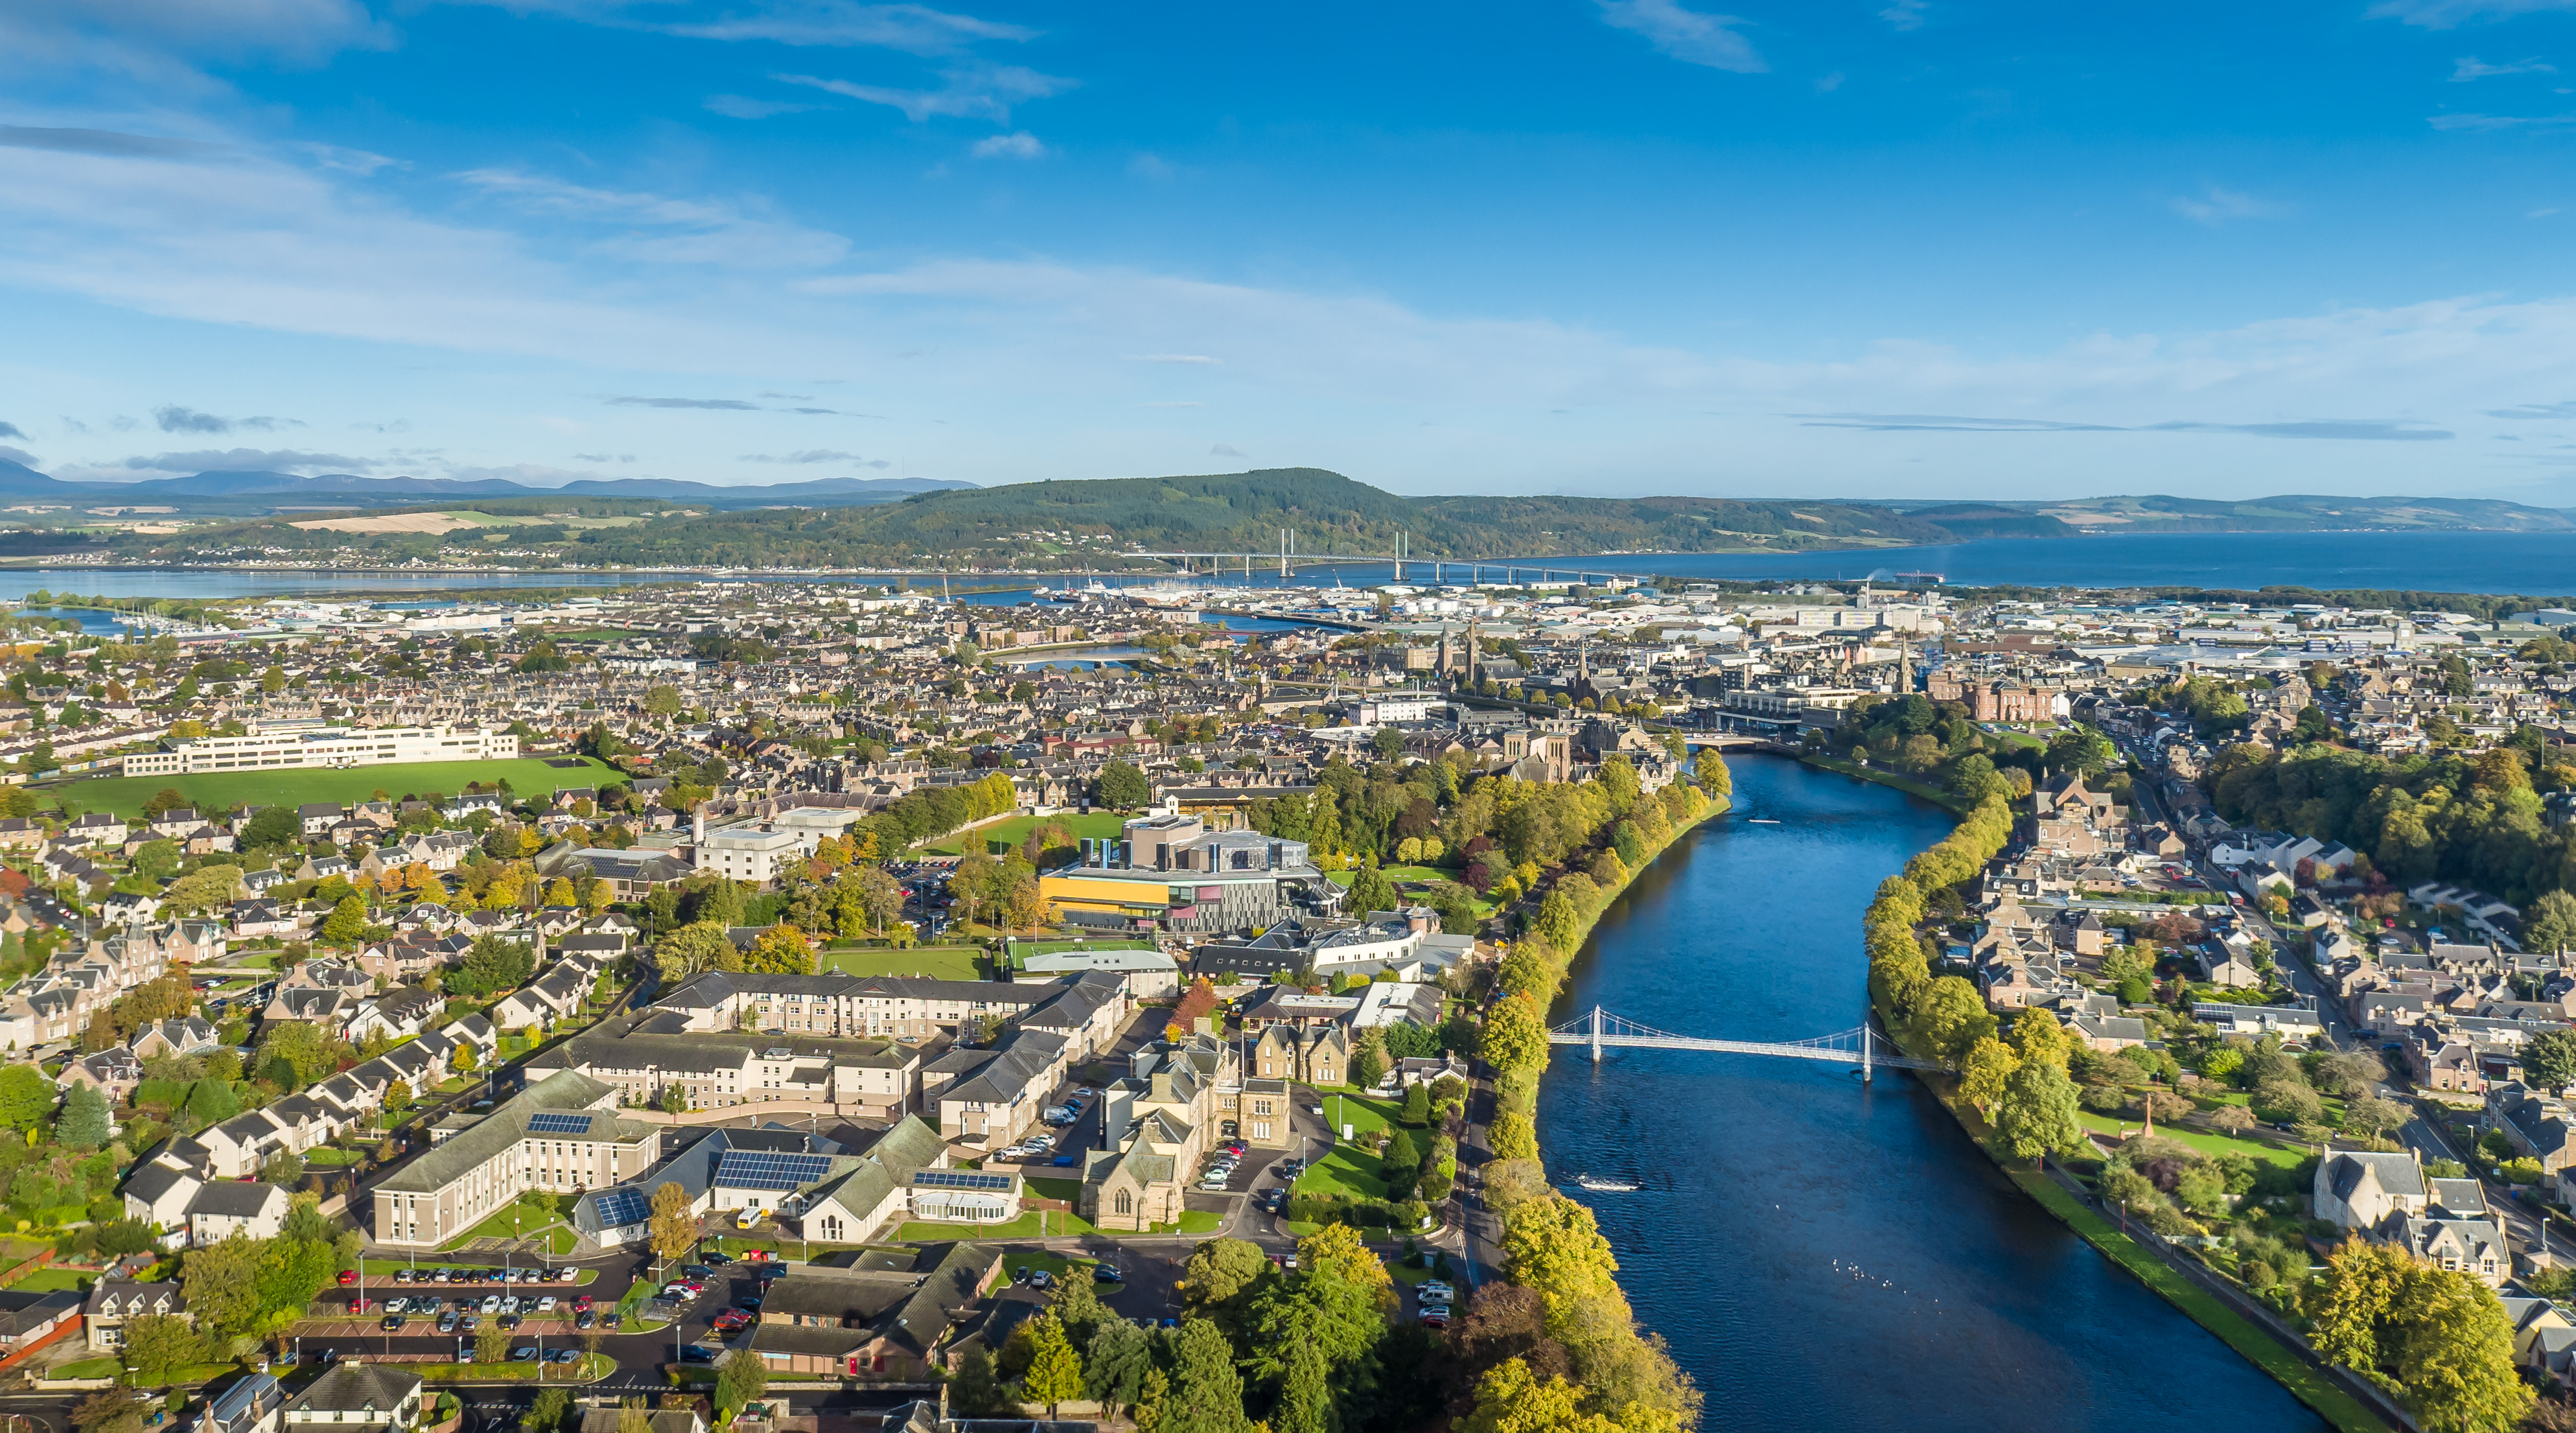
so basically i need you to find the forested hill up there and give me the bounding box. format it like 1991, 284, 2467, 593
479, 468, 1967, 569
95, 467, 2576, 570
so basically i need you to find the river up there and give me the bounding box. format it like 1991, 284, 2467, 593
1535, 755, 2325, 1432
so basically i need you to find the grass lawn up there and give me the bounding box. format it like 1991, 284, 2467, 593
438, 1195, 574, 1251
1297, 1090, 1408, 1202
816, 944, 986, 981
6, 1267, 93, 1293
2076, 1112, 2309, 1169
1025, 1177, 1082, 1202
920, 812, 1127, 857
2011, 1168, 2390, 1433
1798, 754, 1972, 815
53, 1356, 123, 1379
50, 756, 622, 819
898, 1209, 1098, 1241
305, 1146, 368, 1167
985, 1250, 1106, 1293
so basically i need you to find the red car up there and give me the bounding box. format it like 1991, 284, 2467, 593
570, 1296, 595, 1314
712, 1310, 751, 1331
338, 1270, 358, 1286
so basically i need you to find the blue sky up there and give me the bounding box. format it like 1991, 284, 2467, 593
13, 0, 2576, 502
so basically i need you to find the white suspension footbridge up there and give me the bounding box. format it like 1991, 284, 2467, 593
1547, 1006, 1948, 1081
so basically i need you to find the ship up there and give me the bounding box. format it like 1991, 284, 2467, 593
1573, 1175, 1639, 1193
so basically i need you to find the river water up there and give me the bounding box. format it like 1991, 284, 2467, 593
1535, 756, 2325, 1432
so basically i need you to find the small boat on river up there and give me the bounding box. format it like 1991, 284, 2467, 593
1574, 1175, 1640, 1193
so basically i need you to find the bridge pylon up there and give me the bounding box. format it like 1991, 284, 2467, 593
1589, 1005, 1603, 1065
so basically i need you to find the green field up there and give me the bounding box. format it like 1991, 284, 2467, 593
5, 1266, 93, 1293
921, 812, 1126, 857
817, 944, 987, 981
51, 756, 622, 818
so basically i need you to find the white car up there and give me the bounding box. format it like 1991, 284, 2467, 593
1418, 1281, 1455, 1303
535, 1296, 557, 1313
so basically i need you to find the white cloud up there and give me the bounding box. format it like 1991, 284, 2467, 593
2170, 186, 2282, 224
2373, 0, 2576, 29
704, 93, 817, 118
2454, 56, 2557, 79
2430, 110, 2576, 128
451, 166, 852, 268
1595, 0, 1764, 74
775, 65, 1074, 122
969, 130, 1046, 159
1210, 443, 1246, 458
1128, 152, 1175, 180
1125, 353, 1220, 365
301, 142, 400, 174
1879, 0, 1927, 32
653, 1, 1034, 51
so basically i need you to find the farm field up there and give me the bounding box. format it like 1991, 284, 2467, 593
51, 756, 622, 818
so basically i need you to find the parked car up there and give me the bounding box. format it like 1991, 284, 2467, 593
570, 1296, 594, 1314
338, 1270, 358, 1286
511, 1347, 540, 1362
460, 1315, 480, 1333
575, 1311, 598, 1330
438, 1312, 459, 1334
380, 1315, 406, 1332
498, 1314, 522, 1331
1418, 1281, 1455, 1303
535, 1296, 557, 1313
702, 1253, 734, 1266
549, 1348, 582, 1364
480, 1295, 501, 1313
555, 1268, 581, 1283
682, 1265, 714, 1279
1092, 1265, 1124, 1284
679, 1346, 717, 1364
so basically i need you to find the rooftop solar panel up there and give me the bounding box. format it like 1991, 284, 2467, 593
528, 1112, 596, 1135
714, 1150, 835, 1192
912, 1170, 1014, 1191
592, 1189, 648, 1228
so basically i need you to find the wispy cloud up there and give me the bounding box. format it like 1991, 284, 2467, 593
704, 93, 817, 118
152, 405, 299, 434
969, 130, 1046, 159
739, 449, 867, 461
653, 1, 1034, 51
2487, 401, 2576, 417
2429, 110, 2576, 129
1125, 353, 1220, 365
775, 65, 1074, 122
451, 166, 850, 268
0, 126, 228, 161
2373, 0, 2576, 30
112, 447, 377, 474
1799, 412, 2452, 440
1210, 444, 1247, 458
2454, 56, 2556, 80
605, 396, 761, 410
1879, 0, 1927, 32
1595, 0, 1764, 74
301, 143, 400, 174
1128, 152, 1174, 180
2171, 186, 2281, 224
0, 422, 23, 441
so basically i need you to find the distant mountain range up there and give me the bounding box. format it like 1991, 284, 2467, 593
0, 458, 973, 511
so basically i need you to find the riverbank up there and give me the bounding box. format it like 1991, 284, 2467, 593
1799, 751, 1975, 815
1861, 809, 2394, 1433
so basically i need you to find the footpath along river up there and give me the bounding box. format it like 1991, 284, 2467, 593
1534, 756, 2327, 1431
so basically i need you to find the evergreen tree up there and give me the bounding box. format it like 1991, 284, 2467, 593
1017, 1313, 1085, 1419
1273, 1336, 1337, 1433
1082, 1318, 1155, 1420
1048, 1263, 1106, 1349
1161, 1320, 1251, 1433
53, 1082, 110, 1149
